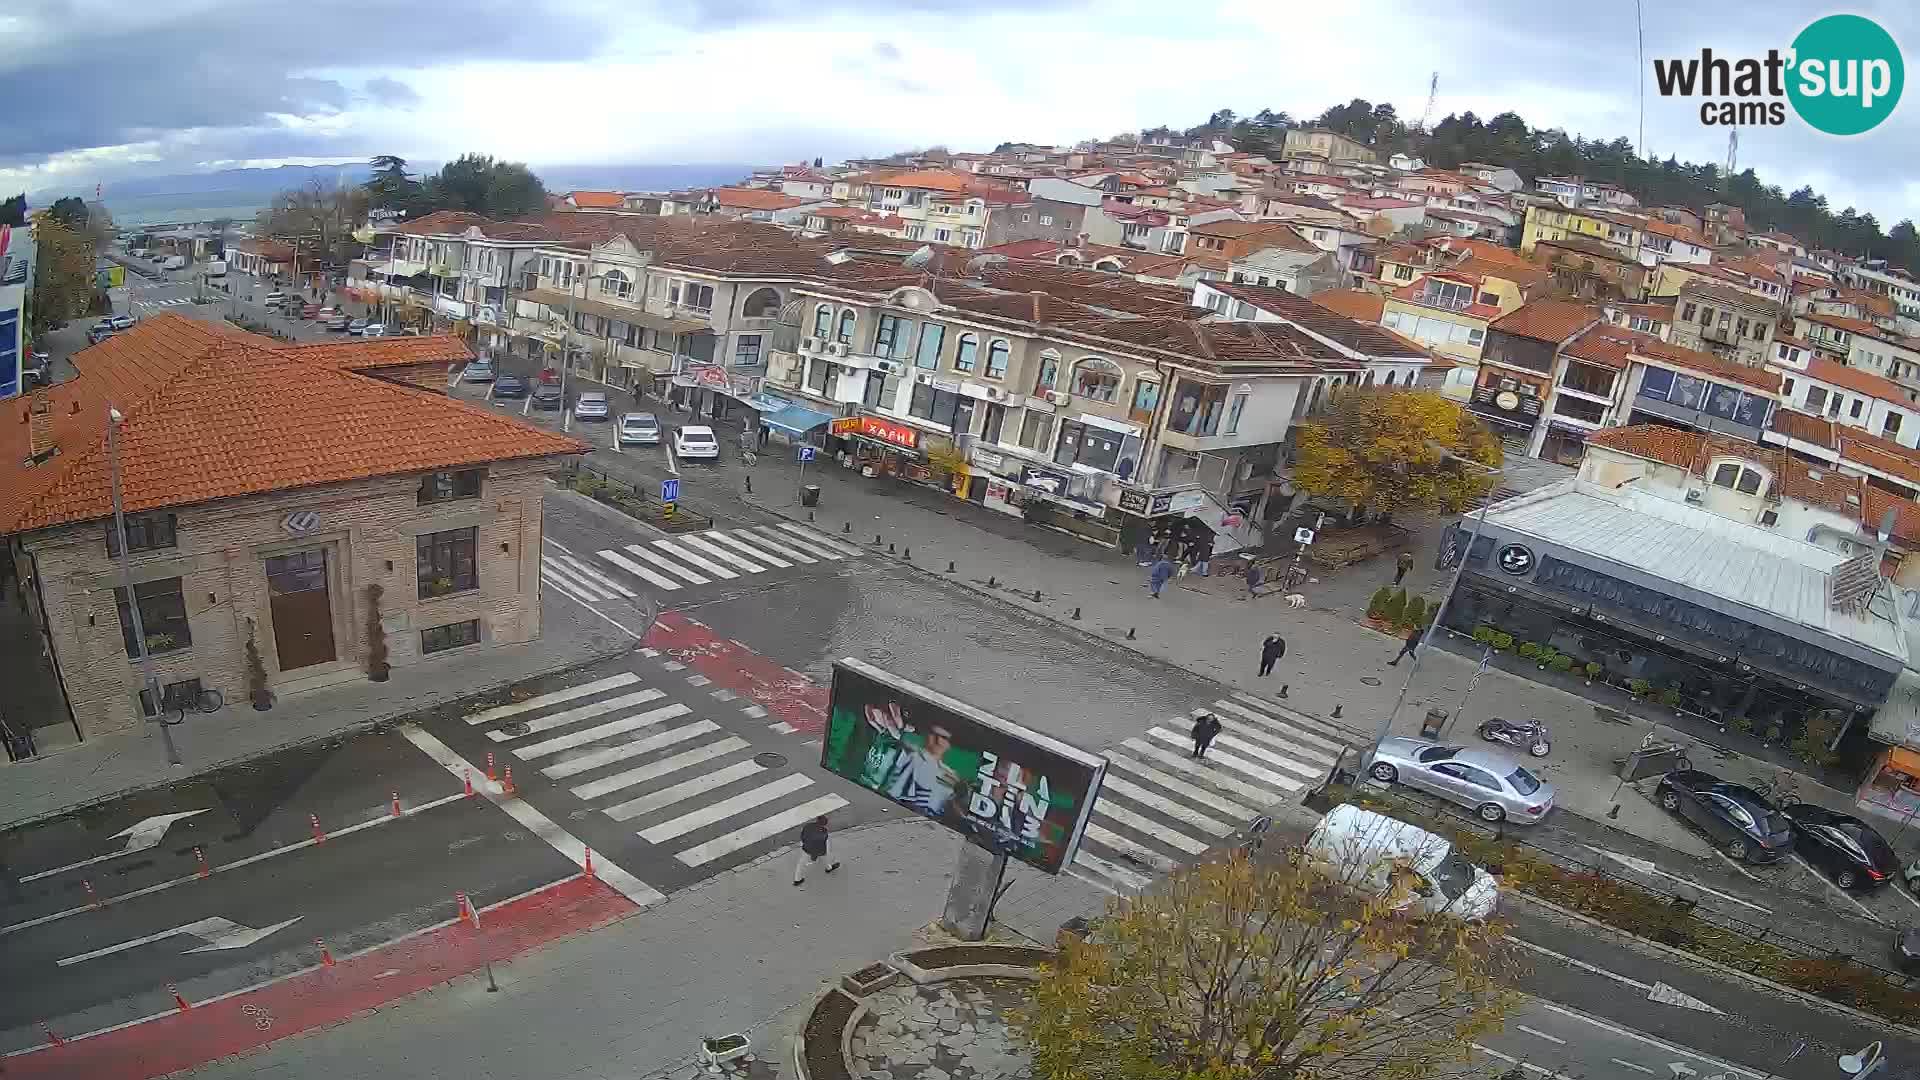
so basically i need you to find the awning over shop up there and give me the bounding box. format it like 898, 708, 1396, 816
1869, 667, 1920, 748
518, 287, 708, 334
762, 403, 835, 437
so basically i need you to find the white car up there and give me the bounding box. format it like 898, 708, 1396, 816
361, 323, 387, 338
618, 412, 662, 446
673, 425, 720, 460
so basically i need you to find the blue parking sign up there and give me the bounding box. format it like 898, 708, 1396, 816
798, 446, 816, 462
661, 478, 680, 502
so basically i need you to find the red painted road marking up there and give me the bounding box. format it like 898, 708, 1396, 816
5, 875, 634, 1079
647, 612, 828, 736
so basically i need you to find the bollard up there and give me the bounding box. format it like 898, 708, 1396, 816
317, 937, 334, 967
1279, 684, 1289, 698
41, 1022, 64, 1047
487, 751, 497, 782
1332, 704, 1343, 718
888, 542, 896, 553
988, 575, 996, 588
194, 847, 210, 879
1126, 627, 1136, 639
744, 476, 752, 495
1072, 606, 1081, 619
83, 880, 99, 910
310, 813, 326, 845
503, 765, 517, 797
903, 547, 911, 561
464, 769, 474, 798
808, 511, 815, 522
169, 984, 192, 1012
875, 533, 883, 544
584, 847, 596, 878
843, 521, 851, 533
390, 791, 402, 817
947, 561, 956, 573
1033, 588, 1042, 602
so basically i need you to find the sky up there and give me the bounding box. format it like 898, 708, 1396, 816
3, 0, 1917, 226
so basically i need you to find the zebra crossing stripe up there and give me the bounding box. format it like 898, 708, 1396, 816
550, 553, 637, 597
733, 527, 818, 563
678, 534, 767, 573
515, 705, 694, 759
751, 525, 843, 560
1097, 775, 1236, 837
542, 560, 613, 601
465, 673, 640, 726
1145, 729, 1308, 790
1208, 700, 1347, 756
1104, 756, 1260, 822
652, 538, 738, 579
569, 734, 746, 800
605, 759, 765, 822
1090, 803, 1210, 854
775, 522, 864, 557
675, 793, 849, 867
1129, 735, 1302, 798
542, 567, 605, 606
1208, 722, 1338, 774
1228, 692, 1359, 742
638, 771, 814, 842
1070, 851, 1151, 893
596, 548, 683, 592
702, 530, 791, 568
484, 691, 669, 742
1082, 823, 1180, 873
545, 724, 730, 781
1195, 732, 1325, 783
622, 544, 710, 584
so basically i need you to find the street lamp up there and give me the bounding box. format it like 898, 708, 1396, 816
1840, 1041, 1885, 1078
1366, 444, 1505, 769
107, 406, 182, 767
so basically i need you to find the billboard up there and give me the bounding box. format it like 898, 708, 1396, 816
821, 658, 1105, 875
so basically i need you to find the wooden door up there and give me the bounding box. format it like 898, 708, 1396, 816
266, 548, 336, 671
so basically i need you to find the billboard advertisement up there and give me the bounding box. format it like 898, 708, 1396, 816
820, 658, 1105, 875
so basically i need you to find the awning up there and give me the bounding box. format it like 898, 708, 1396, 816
762, 404, 835, 437
1869, 667, 1920, 748
744, 394, 793, 412
518, 287, 708, 334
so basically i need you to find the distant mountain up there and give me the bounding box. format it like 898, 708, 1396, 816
41, 163, 374, 203
532, 163, 757, 194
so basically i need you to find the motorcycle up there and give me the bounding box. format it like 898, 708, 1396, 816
1478, 716, 1551, 758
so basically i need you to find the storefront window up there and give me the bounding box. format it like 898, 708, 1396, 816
1053, 420, 1135, 473
1019, 410, 1053, 452
915, 323, 945, 369
116, 578, 191, 657
908, 383, 963, 428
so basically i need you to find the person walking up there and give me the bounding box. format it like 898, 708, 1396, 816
1148, 555, 1176, 598
1394, 550, 1415, 586
1191, 713, 1222, 759
1258, 634, 1286, 677
792, 814, 840, 885
1245, 561, 1265, 599
1388, 624, 1421, 666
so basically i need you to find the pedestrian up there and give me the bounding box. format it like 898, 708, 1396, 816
793, 814, 840, 885
1258, 634, 1286, 677
1394, 550, 1415, 586
1134, 535, 1154, 567
1388, 624, 1421, 666
1149, 555, 1176, 598
1191, 713, 1222, 759
1245, 561, 1264, 598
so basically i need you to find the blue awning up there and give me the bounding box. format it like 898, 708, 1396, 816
762, 403, 835, 436
744, 394, 793, 413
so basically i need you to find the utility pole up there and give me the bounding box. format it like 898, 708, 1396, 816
108, 406, 182, 768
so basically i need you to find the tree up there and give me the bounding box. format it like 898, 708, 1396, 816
257, 178, 370, 270
364, 154, 424, 218
419, 153, 547, 218
30, 219, 98, 334
0, 193, 24, 227
1291, 388, 1502, 516
1019, 853, 1514, 1080
46, 196, 88, 230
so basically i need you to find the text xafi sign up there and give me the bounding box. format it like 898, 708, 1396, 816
853, 415, 919, 450
1654, 15, 1903, 135
820, 659, 1106, 875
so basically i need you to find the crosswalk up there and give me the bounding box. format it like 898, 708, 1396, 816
540, 522, 866, 605
134, 297, 196, 311
462, 671, 849, 870
1068, 692, 1354, 894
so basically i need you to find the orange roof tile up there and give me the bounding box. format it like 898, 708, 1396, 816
1, 315, 585, 535
1634, 339, 1782, 393
1802, 311, 1887, 337
712, 187, 808, 211
567, 190, 625, 208
1490, 300, 1601, 344
1311, 288, 1384, 324
1564, 324, 1659, 371
1585, 424, 1704, 469
1767, 408, 1837, 448
278, 336, 473, 372
1803, 356, 1910, 403
1837, 433, 1920, 486
1862, 486, 1920, 544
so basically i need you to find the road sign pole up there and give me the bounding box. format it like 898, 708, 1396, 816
797, 448, 808, 501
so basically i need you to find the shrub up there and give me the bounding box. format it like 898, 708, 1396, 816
1658, 688, 1682, 707
1627, 678, 1651, 697
1517, 642, 1541, 661
1382, 588, 1408, 625
1402, 596, 1427, 629
244, 618, 273, 711
364, 583, 390, 683
1584, 662, 1602, 679
1488, 631, 1514, 652
1472, 625, 1495, 646
1368, 587, 1393, 620
1793, 710, 1844, 769
1420, 597, 1438, 626
1550, 654, 1575, 673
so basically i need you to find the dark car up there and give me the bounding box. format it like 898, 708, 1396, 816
1898, 927, 1920, 975
1655, 770, 1795, 862
1780, 803, 1899, 889
493, 374, 530, 399
532, 381, 565, 410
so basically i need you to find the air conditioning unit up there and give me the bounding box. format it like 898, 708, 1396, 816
874, 359, 906, 376
914, 371, 935, 385
1684, 488, 1704, 504
1045, 390, 1070, 406
982, 386, 1007, 401
826, 342, 849, 357
800, 336, 819, 353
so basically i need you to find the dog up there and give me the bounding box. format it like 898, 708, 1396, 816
1282, 593, 1307, 609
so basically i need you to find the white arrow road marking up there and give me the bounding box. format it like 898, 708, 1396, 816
1584, 845, 1772, 914
1511, 936, 1727, 1015
1668, 1064, 1696, 1078
20, 809, 212, 882
1611, 1060, 1656, 1074
57, 915, 302, 966
1647, 982, 1723, 1014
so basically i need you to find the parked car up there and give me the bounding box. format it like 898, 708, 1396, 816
1654, 770, 1794, 862
493, 374, 530, 399
1365, 738, 1554, 823
314, 307, 339, 322
263, 292, 289, 306
618, 411, 662, 446
574, 391, 611, 420
1778, 803, 1899, 889
361, 323, 387, 338
460, 359, 496, 383
109, 315, 134, 331
23, 351, 52, 388
1898, 927, 1920, 975
1304, 804, 1499, 921
532, 381, 564, 410
673, 424, 720, 460
87, 320, 116, 344
325, 314, 351, 332
347, 318, 369, 335
301, 305, 318, 320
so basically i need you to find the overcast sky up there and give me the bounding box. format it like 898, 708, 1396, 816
3, 0, 1916, 224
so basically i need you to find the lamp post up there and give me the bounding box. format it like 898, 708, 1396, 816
108, 406, 182, 768
1840, 1041, 1885, 1079
1366, 445, 1505, 770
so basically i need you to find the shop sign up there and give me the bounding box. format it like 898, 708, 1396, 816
1166, 488, 1209, 514
1496, 543, 1536, 576
930, 376, 962, 393
857, 415, 919, 450
729, 373, 761, 399
1020, 465, 1075, 498
970, 448, 1005, 471
693, 365, 731, 389
1118, 489, 1151, 514
829, 417, 863, 437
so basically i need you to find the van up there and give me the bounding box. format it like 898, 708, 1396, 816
163, 255, 187, 271
1303, 804, 1499, 920
204, 260, 226, 278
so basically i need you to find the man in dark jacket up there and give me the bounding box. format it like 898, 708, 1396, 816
1394, 550, 1415, 586
1388, 625, 1421, 666
1258, 634, 1286, 677
1191, 713, 1222, 759
793, 814, 840, 885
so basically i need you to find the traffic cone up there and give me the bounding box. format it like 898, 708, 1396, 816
83, 880, 99, 909
502, 765, 516, 797
310, 813, 326, 844
464, 769, 475, 798
584, 847, 596, 878
390, 791, 401, 817
487, 751, 497, 782
194, 847, 210, 879
316, 937, 334, 967
41, 1022, 63, 1047
169, 984, 192, 1012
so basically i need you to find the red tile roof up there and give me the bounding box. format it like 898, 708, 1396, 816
1585, 424, 1705, 469
1201, 282, 1424, 357
1767, 408, 1838, 448
567, 190, 625, 208
1803, 356, 1910, 402
1312, 288, 1384, 323
1564, 324, 1660, 371
1802, 311, 1887, 338
232, 238, 295, 260
0, 315, 585, 534
1837, 433, 1920, 486
713, 187, 808, 211
1490, 300, 1602, 344
1634, 339, 1781, 393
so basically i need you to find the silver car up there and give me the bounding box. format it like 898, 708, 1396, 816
575, 391, 611, 420
1366, 738, 1555, 824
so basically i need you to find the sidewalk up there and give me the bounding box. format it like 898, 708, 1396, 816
0, 590, 635, 828
181, 816, 1107, 1080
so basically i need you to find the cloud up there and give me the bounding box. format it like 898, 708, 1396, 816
363, 77, 422, 107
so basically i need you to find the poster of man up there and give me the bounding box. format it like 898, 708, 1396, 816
821, 659, 1106, 875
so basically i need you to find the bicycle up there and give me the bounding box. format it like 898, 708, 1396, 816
1745, 768, 1801, 808
159, 688, 224, 727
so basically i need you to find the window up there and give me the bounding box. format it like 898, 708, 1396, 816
421, 619, 481, 654
680, 283, 715, 311
1735, 318, 1749, 338
1312, 229, 1327, 241
418, 527, 478, 599
915, 322, 945, 370
418, 469, 482, 504
106, 512, 177, 556
1420, 279, 1474, 310
953, 333, 978, 373
986, 340, 1011, 380
599, 269, 633, 299
1071, 357, 1122, 402
1021, 212, 1031, 223
907, 383, 964, 428
1717, 310, 1731, 328
734, 334, 764, 367
116, 577, 191, 657
806, 356, 833, 396
1225, 392, 1248, 434
1392, 264, 1414, 281
836, 309, 857, 344
874, 314, 909, 357
1039, 214, 1054, 226
1850, 398, 1864, 419
934, 228, 951, 243
1886, 413, 1904, 438
1752, 320, 1768, 340
741, 288, 782, 318
1805, 386, 1828, 412
982, 402, 1007, 444
812, 305, 833, 339
1053, 420, 1127, 472
1018, 410, 1053, 452
139, 678, 205, 717
1130, 378, 1161, 419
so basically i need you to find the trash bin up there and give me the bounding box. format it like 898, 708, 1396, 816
1420, 708, 1447, 739
800, 484, 821, 508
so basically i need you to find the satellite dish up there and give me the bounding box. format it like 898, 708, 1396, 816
902, 245, 936, 270
964, 254, 1009, 276
824, 250, 851, 265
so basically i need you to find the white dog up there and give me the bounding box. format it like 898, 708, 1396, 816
1282, 593, 1307, 609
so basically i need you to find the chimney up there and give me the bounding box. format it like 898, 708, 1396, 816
27, 391, 54, 461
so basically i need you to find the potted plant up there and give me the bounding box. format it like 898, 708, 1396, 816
1367, 587, 1392, 622
1489, 630, 1514, 653
1517, 642, 1541, 661
244, 618, 273, 711
1382, 588, 1408, 627
1583, 661, 1602, 684
1658, 688, 1683, 709
365, 583, 390, 683
427, 576, 455, 597
1549, 654, 1575, 674
1627, 678, 1652, 698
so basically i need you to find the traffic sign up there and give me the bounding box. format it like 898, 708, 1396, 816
1293, 527, 1315, 545
798, 446, 816, 462
661, 478, 680, 503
